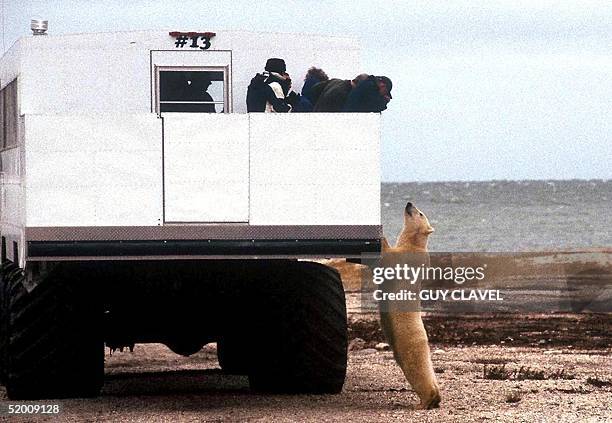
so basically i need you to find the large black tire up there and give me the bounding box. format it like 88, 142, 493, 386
4, 263, 104, 399
217, 337, 249, 375
247, 261, 348, 394
0, 261, 19, 385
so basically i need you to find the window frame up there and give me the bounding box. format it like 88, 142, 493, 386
0, 78, 19, 152
154, 66, 230, 114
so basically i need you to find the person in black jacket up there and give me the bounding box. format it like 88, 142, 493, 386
310, 74, 368, 112
342, 75, 392, 112
246, 58, 292, 112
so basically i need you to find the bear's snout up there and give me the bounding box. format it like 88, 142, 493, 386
405, 202, 413, 215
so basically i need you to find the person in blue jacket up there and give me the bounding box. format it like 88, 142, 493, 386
342, 75, 393, 112
293, 67, 329, 112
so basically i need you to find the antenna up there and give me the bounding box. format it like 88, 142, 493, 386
31, 18, 48, 36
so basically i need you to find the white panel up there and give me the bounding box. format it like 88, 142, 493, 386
0, 39, 23, 89
25, 114, 162, 226
151, 50, 232, 67
94, 150, 162, 224
0, 180, 25, 234
163, 114, 249, 222
0, 115, 25, 264
17, 31, 360, 115
21, 48, 150, 115
249, 114, 381, 225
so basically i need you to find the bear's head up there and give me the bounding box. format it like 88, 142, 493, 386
402, 202, 434, 238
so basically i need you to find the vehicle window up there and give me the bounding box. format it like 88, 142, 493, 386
0, 79, 18, 149
159, 70, 225, 113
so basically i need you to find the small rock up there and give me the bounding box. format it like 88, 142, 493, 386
433, 349, 445, 354
539, 339, 547, 344
375, 342, 390, 351
349, 338, 366, 351
543, 350, 563, 354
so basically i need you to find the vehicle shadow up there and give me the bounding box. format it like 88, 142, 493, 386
102, 368, 250, 397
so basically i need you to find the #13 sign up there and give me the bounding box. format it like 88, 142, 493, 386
170, 31, 216, 50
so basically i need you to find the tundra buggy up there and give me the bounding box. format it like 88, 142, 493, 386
0, 27, 381, 399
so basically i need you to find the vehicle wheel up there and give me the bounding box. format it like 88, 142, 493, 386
0, 260, 19, 385
217, 337, 249, 375
247, 261, 348, 394
4, 263, 104, 399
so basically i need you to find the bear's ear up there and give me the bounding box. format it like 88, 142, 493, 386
381, 237, 391, 251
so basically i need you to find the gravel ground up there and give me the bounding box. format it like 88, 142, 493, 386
1, 339, 610, 422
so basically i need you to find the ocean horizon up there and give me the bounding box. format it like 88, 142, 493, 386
382, 178, 611, 184
381, 179, 611, 252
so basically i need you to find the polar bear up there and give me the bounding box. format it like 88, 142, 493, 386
379, 202, 441, 409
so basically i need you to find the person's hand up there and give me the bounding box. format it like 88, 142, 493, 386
286, 91, 300, 108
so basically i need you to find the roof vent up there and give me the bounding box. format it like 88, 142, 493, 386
31, 19, 48, 36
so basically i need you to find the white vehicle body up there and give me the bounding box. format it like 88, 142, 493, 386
0, 30, 381, 267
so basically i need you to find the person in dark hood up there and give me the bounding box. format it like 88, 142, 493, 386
293, 67, 329, 112
186, 74, 216, 113
342, 75, 392, 112
160, 71, 216, 112
246, 58, 292, 112
311, 74, 369, 112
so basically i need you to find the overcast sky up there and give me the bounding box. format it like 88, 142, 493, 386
2, 1, 611, 182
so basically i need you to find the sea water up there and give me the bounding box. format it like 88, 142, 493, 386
381, 180, 612, 252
